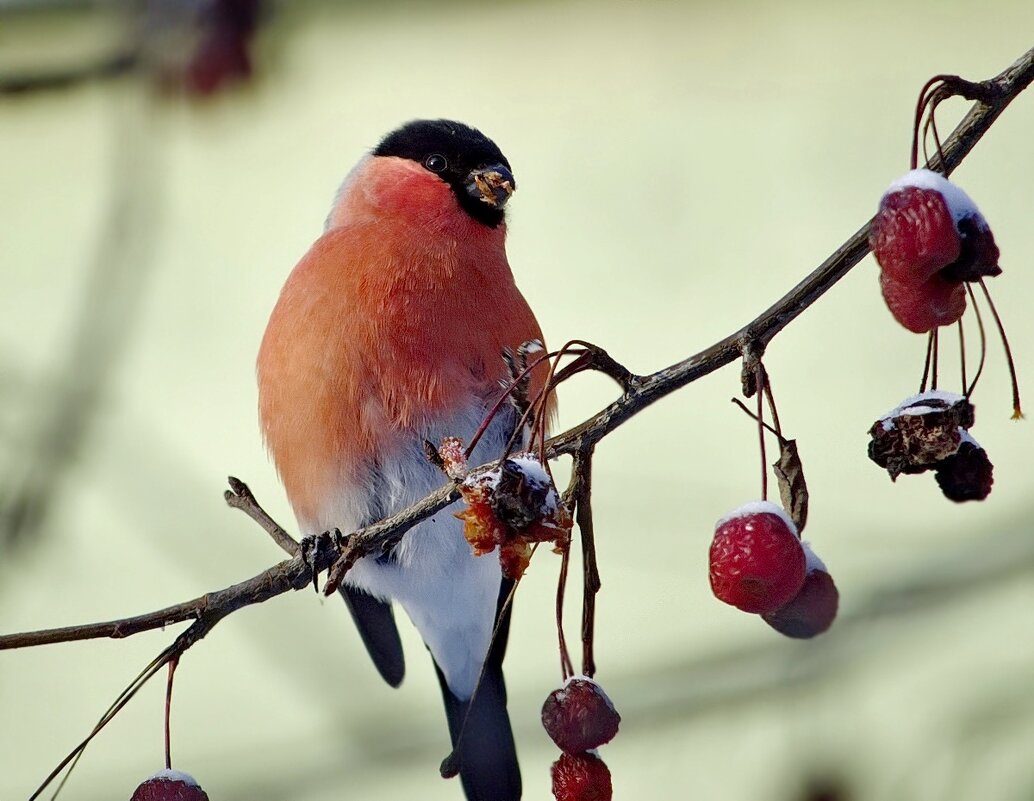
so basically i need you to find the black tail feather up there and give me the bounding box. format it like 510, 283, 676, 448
434, 579, 521, 801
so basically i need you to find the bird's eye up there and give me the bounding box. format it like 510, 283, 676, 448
424, 154, 448, 173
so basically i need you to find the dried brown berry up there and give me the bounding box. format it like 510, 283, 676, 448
868, 391, 974, 479
934, 438, 994, 502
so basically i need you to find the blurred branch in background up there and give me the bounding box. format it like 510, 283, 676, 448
0, 0, 265, 552
0, 84, 159, 551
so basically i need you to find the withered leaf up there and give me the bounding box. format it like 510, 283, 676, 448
773, 437, 808, 534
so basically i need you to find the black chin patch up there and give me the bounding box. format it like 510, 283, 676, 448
373, 119, 512, 228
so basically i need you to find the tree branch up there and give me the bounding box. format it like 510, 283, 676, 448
2, 46, 1031, 659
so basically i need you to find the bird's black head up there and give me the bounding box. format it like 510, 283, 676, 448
373, 119, 515, 228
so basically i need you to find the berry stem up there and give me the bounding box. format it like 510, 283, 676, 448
921, 110, 948, 170
466, 347, 558, 458
964, 281, 988, 398
555, 537, 575, 680
761, 365, 784, 437
755, 365, 769, 501
957, 318, 968, 393
919, 331, 935, 393
912, 75, 949, 170
164, 655, 178, 770
931, 327, 940, 390
978, 278, 1024, 418
911, 73, 997, 171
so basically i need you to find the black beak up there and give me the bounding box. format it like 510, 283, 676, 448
465, 164, 516, 209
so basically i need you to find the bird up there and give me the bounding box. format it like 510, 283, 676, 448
257, 119, 551, 801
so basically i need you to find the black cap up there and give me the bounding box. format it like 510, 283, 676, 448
373, 119, 513, 228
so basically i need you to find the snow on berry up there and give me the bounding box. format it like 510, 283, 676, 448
709, 500, 806, 615
130, 769, 210, 801
762, 542, 839, 639
551, 751, 613, 801
541, 675, 621, 754
934, 433, 994, 502
868, 390, 974, 479
447, 442, 572, 579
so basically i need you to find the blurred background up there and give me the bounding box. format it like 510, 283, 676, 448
1, 1, 1033, 799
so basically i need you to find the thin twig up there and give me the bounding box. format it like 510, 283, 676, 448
225, 476, 300, 556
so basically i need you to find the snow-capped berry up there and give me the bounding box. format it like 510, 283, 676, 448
871, 169, 1001, 333
709, 501, 806, 615
868, 391, 974, 479
551, 751, 613, 801
934, 436, 994, 502
874, 169, 1000, 280
871, 183, 961, 286
762, 544, 839, 639
131, 770, 210, 801
452, 446, 572, 580
541, 676, 621, 754
879, 270, 967, 333
491, 455, 558, 530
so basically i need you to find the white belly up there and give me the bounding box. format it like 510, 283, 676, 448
306, 403, 515, 700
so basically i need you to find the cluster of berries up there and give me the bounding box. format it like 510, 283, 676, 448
867, 165, 1011, 500
709, 501, 838, 638
542, 676, 621, 801
868, 390, 993, 501
870, 168, 1000, 333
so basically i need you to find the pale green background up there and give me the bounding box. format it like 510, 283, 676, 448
2, 2, 1033, 800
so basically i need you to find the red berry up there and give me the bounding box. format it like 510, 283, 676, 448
541, 677, 621, 754
871, 185, 960, 285
709, 501, 806, 614
551, 751, 613, 801
870, 170, 1002, 333
879, 270, 967, 333
131, 770, 210, 801
762, 545, 839, 638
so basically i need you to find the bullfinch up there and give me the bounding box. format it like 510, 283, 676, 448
257, 119, 550, 800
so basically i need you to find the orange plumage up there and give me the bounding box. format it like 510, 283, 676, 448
259, 155, 548, 530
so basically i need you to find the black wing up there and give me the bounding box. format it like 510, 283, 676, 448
339, 584, 405, 688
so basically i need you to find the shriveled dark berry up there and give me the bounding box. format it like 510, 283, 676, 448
935, 440, 994, 502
